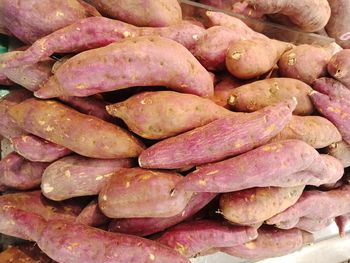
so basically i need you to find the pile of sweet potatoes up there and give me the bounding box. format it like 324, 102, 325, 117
1, 1, 350, 262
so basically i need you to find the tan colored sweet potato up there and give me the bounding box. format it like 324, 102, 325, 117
213, 75, 247, 108
85, 0, 182, 27
0, 152, 48, 192
226, 39, 292, 79
139, 99, 296, 169
8, 98, 144, 158
0, 89, 32, 139
34, 36, 214, 99
278, 45, 333, 85
221, 227, 313, 260
228, 78, 314, 115
109, 192, 216, 237
41, 155, 133, 201
106, 91, 234, 139
220, 186, 304, 225
270, 115, 341, 148
99, 168, 192, 218
327, 140, 350, 168
156, 220, 257, 258
11, 134, 71, 162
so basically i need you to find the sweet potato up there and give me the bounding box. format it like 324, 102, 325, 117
0, 152, 48, 192
313, 77, 350, 101
220, 186, 304, 225
326, 0, 350, 49
270, 115, 341, 149
0, 191, 82, 240
0, 244, 53, 263
76, 200, 110, 227
213, 75, 246, 108
59, 96, 113, 122
1, 0, 98, 43
0, 51, 54, 91
156, 220, 258, 258
139, 99, 296, 169
175, 140, 322, 193
221, 227, 313, 260
99, 168, 192, 218
85, 0, 182, 27
0, 89, 32, 139
294, 217, 333, 232
327, 50, 350, 88
8, 98, 144, 158
106, 91, 234, 139
1, 17, 205, 70
228, 78, 314, 115
10, 134, 71, 162
34, 36, 213, 99
310, 91, 350, 144
41, 155, 133, 201
327, 141, 350, 168
226, 39, 292, 79
278, 45, 333, 84
267, 185, 350, 227
37, 219, 190, 263
218, 0, 330, 32
109, 192, 216, 237
336, 213, 350, 237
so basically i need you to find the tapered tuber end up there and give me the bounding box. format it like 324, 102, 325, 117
34, 78, 64, 99
206, 11, 213, 17
301, 231, 314, 245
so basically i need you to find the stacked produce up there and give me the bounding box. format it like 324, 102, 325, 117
0, 0, 349, 262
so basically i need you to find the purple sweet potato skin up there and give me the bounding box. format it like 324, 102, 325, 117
156, 220, 258, 258
0, 152, 49, 191
59, 96, 113, 122
109, 192, 216, 237
106, 91, 234, 139
99, 168, 192, 218
220, 186, 304, 225
269, 115, 341, 149
0, 191, 82, 240
0, 51, 54, 91
37, 220, 190, 263
313, 77, 350, 102
76, 200, 110, 227
267, 185, 350, 227
85, 0, 182, 27
0, 89, 32, 139
2, 17, 204, 68
175, 140, 319, 193
1, 0, 97, 43
8, 98, 145, 159
34, 36, 213, 99
326, 0, 350, 49
139, 99, 296, 169
41, 155, 133, 201
228, 78, 314, 115
310, 91, 350, 144
226, 39, 292, 79
294, 217, 333, 232
327, 140, 350, 168
278, 45, 332, 85
327, 50, 350, 88
11, 134, 71, 162
221, 227, 313, 260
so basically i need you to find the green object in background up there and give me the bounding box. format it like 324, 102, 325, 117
0, 35, 8, 54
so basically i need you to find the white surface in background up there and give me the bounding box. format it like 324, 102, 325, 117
192, 223, 350, 263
